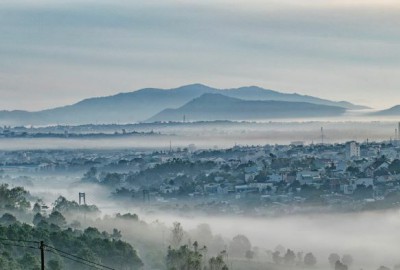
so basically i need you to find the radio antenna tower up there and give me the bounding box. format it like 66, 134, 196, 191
321, 127, 324, 145
398, 122, 400, 140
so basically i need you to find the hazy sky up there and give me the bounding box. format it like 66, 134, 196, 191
0, 0, 399, 111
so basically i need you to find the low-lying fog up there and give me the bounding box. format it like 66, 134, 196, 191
1, 120, 400, 150
4, 175, 400, 270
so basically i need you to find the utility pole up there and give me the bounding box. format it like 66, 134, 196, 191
40, 241, 45, 270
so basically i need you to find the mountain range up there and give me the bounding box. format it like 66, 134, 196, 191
0, 84, 370, 125
147, 93, 346, 122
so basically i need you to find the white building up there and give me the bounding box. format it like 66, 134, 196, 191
346, 141, 361, 158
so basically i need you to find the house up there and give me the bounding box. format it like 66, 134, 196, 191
160, 184, 180, 194
296, 170, 321, 185
355, 178, 374, 187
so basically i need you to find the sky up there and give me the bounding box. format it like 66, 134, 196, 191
0, 0, 399, 111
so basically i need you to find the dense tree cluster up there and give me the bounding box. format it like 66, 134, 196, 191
0, 184, 142, 270
0, 184, 30, 211
166, 243, 228, 270
0, 220, 143, 270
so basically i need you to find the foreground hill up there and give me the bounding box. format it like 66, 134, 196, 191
147, 93, 346, 122
0, 84, 366, 125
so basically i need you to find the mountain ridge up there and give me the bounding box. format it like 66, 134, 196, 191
147, 93, 347, 122
0, 84, 368, 125
371, 105, 400, 116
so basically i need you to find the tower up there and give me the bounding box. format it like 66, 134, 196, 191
398, 122, 400, 140
79, 192, 86, 205
321, 127, 324, 145
142, 190, 150, 202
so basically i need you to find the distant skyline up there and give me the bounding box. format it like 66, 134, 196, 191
1, 0, 399, 111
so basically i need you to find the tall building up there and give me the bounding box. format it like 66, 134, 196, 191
346, 141, 360, 158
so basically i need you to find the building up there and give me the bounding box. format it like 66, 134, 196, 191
346, 141, 361, 158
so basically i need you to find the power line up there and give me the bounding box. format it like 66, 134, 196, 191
47, 249, 106, 270
46, 245, 116, 270
0, 237, 40, 244
0, 241, 39, 250
0, 238, 118, 270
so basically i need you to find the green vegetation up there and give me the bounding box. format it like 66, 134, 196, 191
0, 184, 142, 270
166, 243, 228, 270
0, 221, 143, 270
0, 184, 31, 211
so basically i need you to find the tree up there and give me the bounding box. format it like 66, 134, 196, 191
0, 251, 20, 269
111, 228, 122, 240
48, 211, 66, 227
75, 248, 101, 268
329, 253, 340, 268
101, 173, 123, 186
18, 253, 40, 270
245, 250, 255, 260
166, 244, 228, 270
33, 202, 41, 213
229, 235, 251, 258
297, 251, 304, 264
82, 167, 98, 182
209, 255, 229, 270
346, 166, 360, 176
342, 254, 353, 267
389, 159, 400, 174
47, 259, 62, 270
33, 213, 45, 226
192, 223, 213, 246
0, 213, 17, 226
166, 245, 202, 270
0, 184, 30, 210
283, 249, 296, 265
193, 241, 199, 252
53, 196, 99, 216
69, 220, 81, 229
275, 245, 286, 254
83, 227, 102, 239
116, 213, 139, 221
170, 222, 184, 248
335, 260, 348, 270
272, 251, 282, 264
304, 252, 317, 267
0, 212, 143, 270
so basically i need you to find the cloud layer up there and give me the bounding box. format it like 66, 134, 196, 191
0, 0, 399, 110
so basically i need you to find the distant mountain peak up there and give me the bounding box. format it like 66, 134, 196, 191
179, 83, 210, 88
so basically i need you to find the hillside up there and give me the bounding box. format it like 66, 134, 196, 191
147, 93, 346, 122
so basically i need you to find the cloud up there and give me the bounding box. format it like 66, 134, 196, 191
0, 0, 399, 110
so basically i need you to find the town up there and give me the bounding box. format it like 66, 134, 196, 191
2, 139, 400, 217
